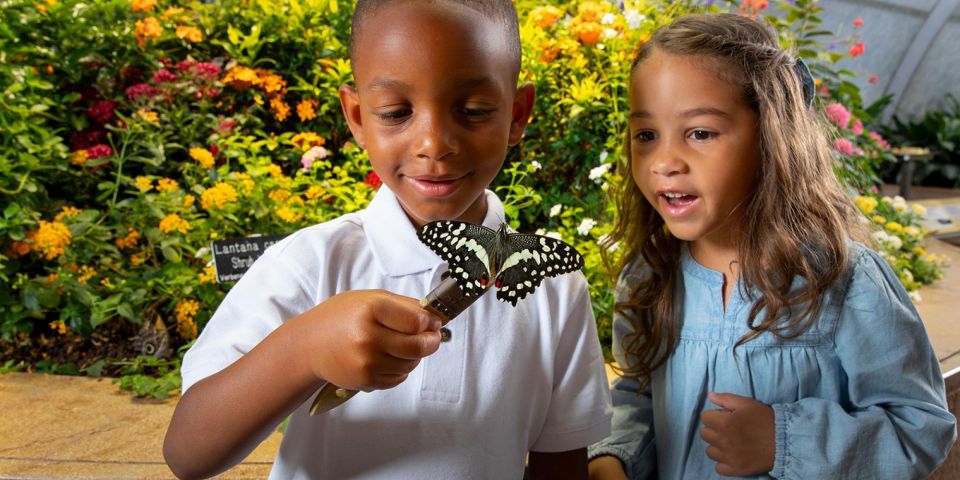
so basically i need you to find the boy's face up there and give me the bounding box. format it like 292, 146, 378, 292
341, 1, 534, 228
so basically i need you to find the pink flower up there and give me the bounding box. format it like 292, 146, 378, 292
853, 17, 864, 27
86, 144, 113, 159
869, 131, 891, 150
86, 100, 117, 124
152, 69, 178, 83
217, 120, 237, 133
833, 138, 855, 156
849, 42, 865, 58
868, 74, 879, 84
301, 146, 329, 171
824, 103, 852, 129
851, 120, 864, 136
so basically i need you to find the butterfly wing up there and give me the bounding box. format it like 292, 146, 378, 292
494, 233, 584, 306
417, 220, 497, 297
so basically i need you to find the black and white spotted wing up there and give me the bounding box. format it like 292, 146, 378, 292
417, 220, 584, 306
493, 233, 583, 305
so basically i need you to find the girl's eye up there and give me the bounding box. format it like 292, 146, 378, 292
689, 129, 715, 141
633, 130, 656, 143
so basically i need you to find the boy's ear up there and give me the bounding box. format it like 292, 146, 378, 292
507, 82, 536, 146
339, 84, 366, 149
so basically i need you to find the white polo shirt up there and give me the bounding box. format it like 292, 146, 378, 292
182, 186, 613, 479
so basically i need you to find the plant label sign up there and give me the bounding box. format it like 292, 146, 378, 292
211, 234, 290, 283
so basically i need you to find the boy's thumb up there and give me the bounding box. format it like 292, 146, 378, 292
707, 392, 751, 411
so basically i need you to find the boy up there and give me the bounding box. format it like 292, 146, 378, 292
163, 1, 612, 478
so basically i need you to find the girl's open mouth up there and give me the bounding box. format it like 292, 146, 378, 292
658, 191, 699, 218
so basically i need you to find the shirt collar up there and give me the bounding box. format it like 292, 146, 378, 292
359, 185, 507, 277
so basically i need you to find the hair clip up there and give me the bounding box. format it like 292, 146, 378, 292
793, 57, 816, 107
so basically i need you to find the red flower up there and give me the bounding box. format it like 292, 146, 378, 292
849, 42, 865, 58
86, 100, 117, 125
70, 128, 106, 150
868, 74, 879, 84
217, 120, 237, 133
152, 69, 178, 83
126, 83, 157, 102
364, 172, 382, 189
86, 144, 113, 160
853, 17, 864, 27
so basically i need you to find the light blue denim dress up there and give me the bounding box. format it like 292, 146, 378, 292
589, 242, 956, 479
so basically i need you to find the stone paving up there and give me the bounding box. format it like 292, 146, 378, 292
1, 239, 958, 479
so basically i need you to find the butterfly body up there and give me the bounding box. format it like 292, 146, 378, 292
417, 221, 584, 306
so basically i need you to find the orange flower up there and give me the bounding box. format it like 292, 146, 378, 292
131, 0, 156, 13
539, 40, 560, 64
296, 99, 318, 122
576, 23, 604, 45
159, 213, 191, 234
135, 17, 162, 47
222, 66, 257, 90
115, 230, 141, 249
33, 220, 72, 260
189, 147, 215, 169
175, 25, 203, 43
530, 6, 563, 28
853, 17, 864, 28
200, 183, 238, 210
70, 150, 89, 166
270, 96, 291, 122
290, 132, 326, 150
577, 2, 607, 23
54, 206, 81, 222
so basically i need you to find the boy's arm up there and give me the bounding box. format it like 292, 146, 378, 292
527, 448, 588, 480
163, 290, 442, 479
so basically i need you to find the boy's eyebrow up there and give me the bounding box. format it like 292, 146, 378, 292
365, 76, 501, 92
628, 107, 732, 120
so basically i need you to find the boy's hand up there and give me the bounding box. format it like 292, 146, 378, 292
700, 392, 775, 477
293, 290, 443, 392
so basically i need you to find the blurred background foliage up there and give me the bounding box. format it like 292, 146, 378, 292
0, 0, 945, 397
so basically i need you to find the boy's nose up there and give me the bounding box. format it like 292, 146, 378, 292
414, 114, 457, 161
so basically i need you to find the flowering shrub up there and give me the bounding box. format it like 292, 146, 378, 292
854, 195, 946, 300
0, 0, 942, 392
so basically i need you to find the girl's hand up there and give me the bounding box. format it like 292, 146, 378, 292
700, 392, 775, 477
587, 455, 628, 480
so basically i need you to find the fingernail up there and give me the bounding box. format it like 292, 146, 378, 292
430, 319, 442, 331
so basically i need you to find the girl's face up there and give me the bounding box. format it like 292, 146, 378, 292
629, 50, 761, 254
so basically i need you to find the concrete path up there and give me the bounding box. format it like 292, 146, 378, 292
1, 239, 958, 479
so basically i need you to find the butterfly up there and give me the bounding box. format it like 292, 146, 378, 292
417, 221, 584, 306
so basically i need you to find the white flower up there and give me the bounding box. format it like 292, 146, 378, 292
545, 231, 563, 240
905, 226, 920, 237
599, 150, 609, 163
535, 228, 545, 236
871, 230, 889, 244
195, 247, 210, 259
589, 162, 612, 181
911, 203, 927, 217
892, 195, 908, 212
901, 269, 914, 283
889, 235, 903, 250
603, 28, 618, 39
530, 160, 542, 171
577, 218, 597, 236
597, 44, 605, 50
624, 9, 645, 30
549, 204, 563, 217
601, 13, 616, 25
908, 290, 922, 303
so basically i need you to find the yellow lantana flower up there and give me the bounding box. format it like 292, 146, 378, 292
54, 206, 81, 222
157, 178, 179, 192
189, 147, 215, 169
135, 17, 162, 47
135, 176, 153, 192
530, 5, 563, 28
175, 25, 203, 43
159, 213, 191, 234
296, 99, 318, 122
34, 220, 72, 259
131, 0, 156, 13
201, 183, 238, 210
854, 195, 878, 215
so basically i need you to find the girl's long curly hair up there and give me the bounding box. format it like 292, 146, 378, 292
606, 13, 868, 387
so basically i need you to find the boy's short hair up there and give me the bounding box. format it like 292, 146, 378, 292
350, 0, 522, 77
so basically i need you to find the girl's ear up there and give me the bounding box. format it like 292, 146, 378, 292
508, 83, 536, 146
339, 84, 366, 149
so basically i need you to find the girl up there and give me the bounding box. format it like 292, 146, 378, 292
588, 13, 955, 480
